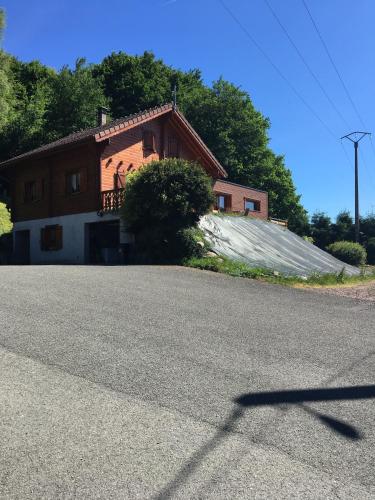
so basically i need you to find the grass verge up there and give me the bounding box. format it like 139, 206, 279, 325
183, 256, 375, 287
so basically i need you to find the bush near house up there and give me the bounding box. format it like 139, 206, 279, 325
326, 241, 367, 266
0, 202, 12, 264
121, 158, 214, 262
0, 202, 12, 235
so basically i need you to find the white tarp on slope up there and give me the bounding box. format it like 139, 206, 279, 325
199, 214, 360, 277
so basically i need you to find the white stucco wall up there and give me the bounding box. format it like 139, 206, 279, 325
13, 211, 123, 264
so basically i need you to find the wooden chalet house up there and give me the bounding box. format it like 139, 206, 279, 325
0, 103, 268, 264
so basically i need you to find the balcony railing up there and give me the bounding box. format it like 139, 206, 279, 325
99, 188, 125, 215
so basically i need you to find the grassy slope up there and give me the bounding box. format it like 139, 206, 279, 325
184, 256, 375, 288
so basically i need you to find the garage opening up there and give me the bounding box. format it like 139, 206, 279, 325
14, 230, 30, 264
85, 220, 120, 264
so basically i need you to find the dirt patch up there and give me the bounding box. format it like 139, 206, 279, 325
308, 282, 375, 302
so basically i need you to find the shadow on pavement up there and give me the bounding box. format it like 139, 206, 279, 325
154, 384, 375, 499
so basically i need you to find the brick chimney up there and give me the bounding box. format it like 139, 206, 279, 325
97, 106, 109, 126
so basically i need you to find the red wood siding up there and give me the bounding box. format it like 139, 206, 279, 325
213, 179, 268, 219
100, 117, 208, 191
10, 142, 100, 222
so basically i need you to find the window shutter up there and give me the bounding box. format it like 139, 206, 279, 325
65, 173, 71, 195
117, 171, 125, 189
224, 195, 231, 211
114, 171, 126, 189
79, 169, 87, 192
36, 179, 44, 200
143, 130, 155, 151
168, 137, 179, 158
24, 183, 29, 202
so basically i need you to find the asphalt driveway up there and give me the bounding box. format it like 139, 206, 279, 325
0, 265, 374, 499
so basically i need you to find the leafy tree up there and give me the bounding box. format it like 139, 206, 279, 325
0, 58, 107, 161
45, 58, 107, 142
96, 51, 173, 117
366, 237, 375, 265
95, 50, 205, 119
331, 210, 353, 242
0, 53, 14, 134
0, 8, 5, 44
0, 58, 56, 159
0, 10, 15, 135
360, 213, 375, 242
310, 212, 332, 249
121, 158, 214, 262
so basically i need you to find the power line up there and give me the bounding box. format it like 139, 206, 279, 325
264, 0, 351, 130
301, 0, 367, 130
278, 0, 375, 191
359, 147, 375, 191
218, 0, 337, 140
302, 0, 375, 179
369, 135, 375, 165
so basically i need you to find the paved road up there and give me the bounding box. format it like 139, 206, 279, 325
0, 266, 374, 499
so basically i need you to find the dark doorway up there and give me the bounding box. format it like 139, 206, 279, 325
14, 230, 30, 264
86, 220, 120, 264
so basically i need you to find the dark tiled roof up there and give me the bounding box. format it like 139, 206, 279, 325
0, 102, 227, 177
0, 103, 173, 167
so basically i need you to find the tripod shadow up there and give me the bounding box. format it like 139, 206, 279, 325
154, 384, 375, 499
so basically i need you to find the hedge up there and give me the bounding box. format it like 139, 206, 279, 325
326, 241, 366, 266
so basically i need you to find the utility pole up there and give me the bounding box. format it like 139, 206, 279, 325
341, 132, 371, 242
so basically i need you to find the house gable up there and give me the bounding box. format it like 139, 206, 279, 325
99, 114, 218, 192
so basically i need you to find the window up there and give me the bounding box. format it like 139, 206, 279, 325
215, 194, 231, 212
24, 181, 37, 202
217, 195, 225, 211
41, 225, 63, 251
167, 136, 180, 158
244, 199, 260, 212
142, 130, 155, 152
66, 172, 81, 195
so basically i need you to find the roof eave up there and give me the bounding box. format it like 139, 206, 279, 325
94, 103, 173, 142
172, 109, 227, 178
0, 136, 95, 170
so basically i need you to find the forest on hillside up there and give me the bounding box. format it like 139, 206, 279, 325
0, 9, 309, 234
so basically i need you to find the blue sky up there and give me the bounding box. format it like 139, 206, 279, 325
2, 0, 374, 219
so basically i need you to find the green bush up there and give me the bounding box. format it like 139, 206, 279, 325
0, 202, 12, 236
366, 237, 375, 265
326, 241, 366, 266
121, 158, 214, 263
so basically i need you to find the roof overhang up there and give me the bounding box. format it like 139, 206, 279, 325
0, 103, 227, 178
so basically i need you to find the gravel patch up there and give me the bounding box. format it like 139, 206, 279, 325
309, 282, 375, 302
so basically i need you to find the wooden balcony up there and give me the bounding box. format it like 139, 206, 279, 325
99, 188, 125, 215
